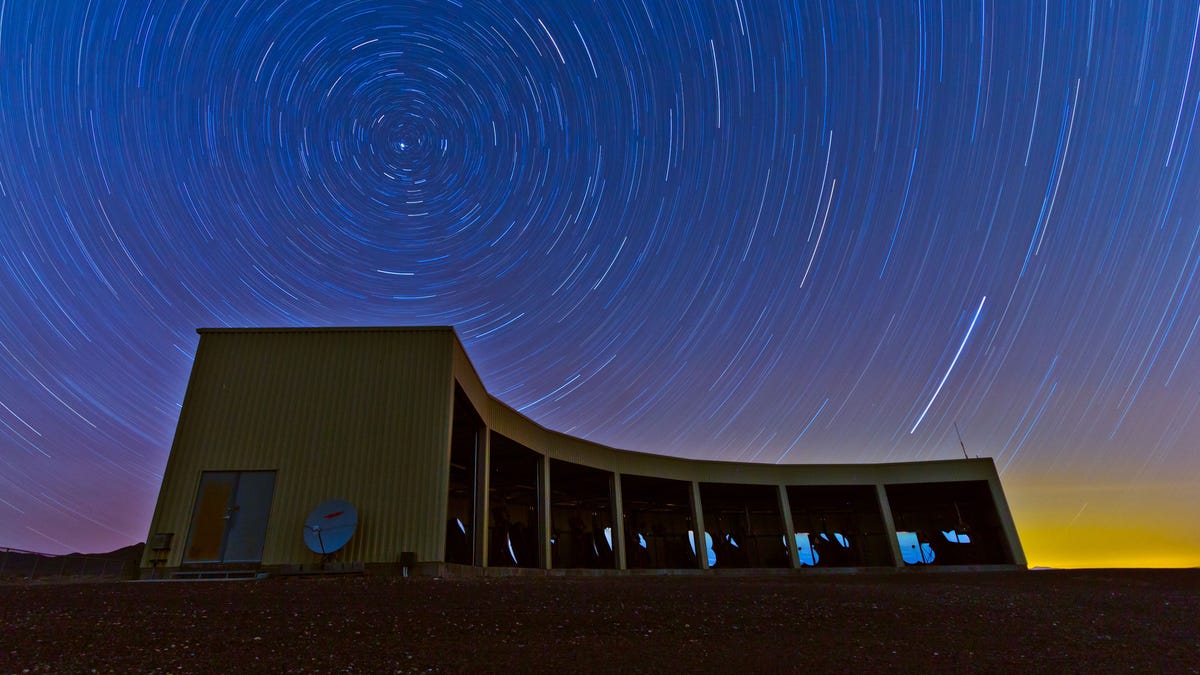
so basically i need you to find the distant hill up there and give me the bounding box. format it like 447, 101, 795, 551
1, 543, 143, 580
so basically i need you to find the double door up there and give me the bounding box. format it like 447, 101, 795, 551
184, 471, 276, 563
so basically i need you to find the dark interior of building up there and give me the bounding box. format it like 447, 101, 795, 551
786, 485, 894, 567
487, 432, 542, 568
620, 474, 698, 569
885, 480, 1012, 565
699, 482, 789, 568
445, 386, 483, 565
549, 459, 616, 569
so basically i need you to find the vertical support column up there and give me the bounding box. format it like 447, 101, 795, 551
439, 411, 454, 565
690, 481, 709, 570
875, 484, 903, 567
474, 429, 491, 567
987, 477, 1027, 567
778, 485, 800, 569
538, 454, 552, 569
611, 473, 626, 570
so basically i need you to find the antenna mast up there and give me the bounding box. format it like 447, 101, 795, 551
953, 422, 969, 460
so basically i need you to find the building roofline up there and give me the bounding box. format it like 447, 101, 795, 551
475, 371, 989, 471
441, 331, 997, 473
196, 325, 997, 473
197, 325, 457, 335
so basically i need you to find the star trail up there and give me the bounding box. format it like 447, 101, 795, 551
2, 1, 1199, 567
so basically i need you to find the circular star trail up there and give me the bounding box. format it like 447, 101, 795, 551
1, 2, 1198, 566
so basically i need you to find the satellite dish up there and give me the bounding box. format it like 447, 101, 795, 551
303, 499, 358, 556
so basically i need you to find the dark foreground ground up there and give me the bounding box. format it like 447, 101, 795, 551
3, 569, 1198, 673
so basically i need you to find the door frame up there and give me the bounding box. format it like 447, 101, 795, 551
182, 470, 277, 565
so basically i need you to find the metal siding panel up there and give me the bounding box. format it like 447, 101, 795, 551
149, 328, 452, 567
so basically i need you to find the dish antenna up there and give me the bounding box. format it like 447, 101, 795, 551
303, 499, 358, 559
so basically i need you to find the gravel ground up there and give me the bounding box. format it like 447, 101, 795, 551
2, 569, 1197, 673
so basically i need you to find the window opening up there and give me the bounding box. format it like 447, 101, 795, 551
620, 474, 696, 569
886, 481, 1012, 565
549, 459, 616, 569
787, 485, 892, 567
699, 482, 789, 568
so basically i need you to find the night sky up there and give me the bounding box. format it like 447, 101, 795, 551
2, 1, 1199, 568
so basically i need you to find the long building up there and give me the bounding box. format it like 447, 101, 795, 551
140, 327, 1025, 577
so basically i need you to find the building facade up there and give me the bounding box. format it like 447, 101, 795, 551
141, 327, 1025, 576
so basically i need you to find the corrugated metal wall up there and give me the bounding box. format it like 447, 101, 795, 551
144, 327, 453, 567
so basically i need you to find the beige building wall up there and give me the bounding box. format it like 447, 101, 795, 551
143, 327, 454, 570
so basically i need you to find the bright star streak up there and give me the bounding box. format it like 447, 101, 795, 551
910, 296, 987, 434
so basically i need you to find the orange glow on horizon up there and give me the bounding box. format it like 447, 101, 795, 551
1006, 473, 1200, 569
